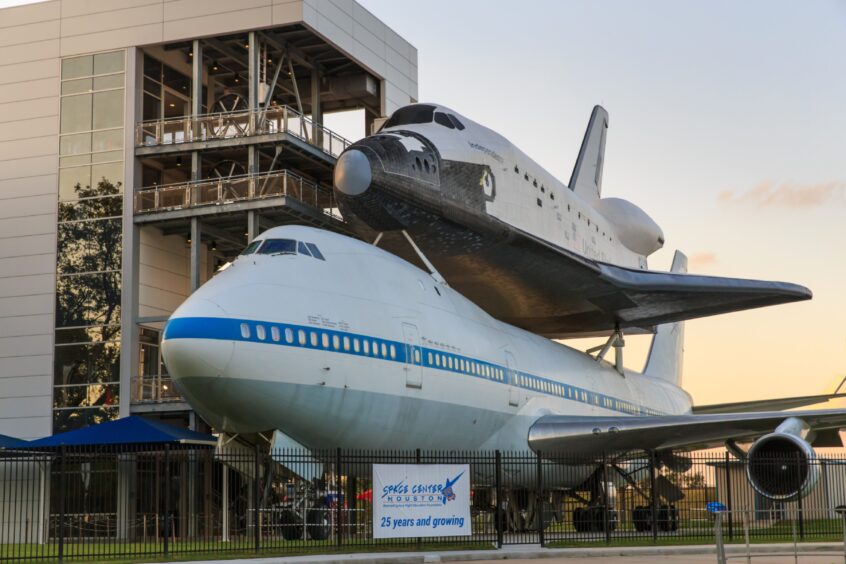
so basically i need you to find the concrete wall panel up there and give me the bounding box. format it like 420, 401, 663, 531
0, 234, 55, 261
0, 275, 54, 300
0, 59, 59, 86
61, 4, 164, 39
0, 20, 60, 48
60, 24, 163, 57
0, 214, 56, 239
0, 137, 56, 164
0, 175, 57, 200
0, 1, 59, 29
0, 39, 60, 67
0, 78, 60, 106
0, 334, 52, 359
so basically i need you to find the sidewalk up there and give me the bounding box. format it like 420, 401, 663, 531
155, 542, 846, 564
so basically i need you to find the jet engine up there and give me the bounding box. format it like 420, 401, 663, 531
746, 417, 820, 500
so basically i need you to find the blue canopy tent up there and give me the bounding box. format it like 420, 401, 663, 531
0, 433, 30, 450
23, 416, 217, 450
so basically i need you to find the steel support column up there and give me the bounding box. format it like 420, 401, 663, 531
247, 211, 260, 241
311, 67, 322, 146
190, 218, 201, 292
248, 31, 259, 175
191, 39, 203, 183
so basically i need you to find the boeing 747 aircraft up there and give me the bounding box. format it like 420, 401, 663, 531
333, 104, 811, 337
162, 226, 846, 515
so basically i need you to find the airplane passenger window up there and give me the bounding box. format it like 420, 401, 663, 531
305, 243, 325, 261
382, 104, 436, 129
389, 344, 396, 359
257, 239, 296, 255
414, 349, 420, 363
434, 112, 455, 129
447, 114, 465, 130
271, 327, 280, 341
321, 333, 329, 348
284, 328, 293, 343
435, 355, 440, 367
256, 325, 266, 340
310, 332, 318, 347
363, 340, 370, 355
372, 340, 378, 355
427, 352, 433, 365
353, 338, 360, 353
240, 240, 261, 255
298, 330, 306, 345
333, 335, 340, 350
240, 323, 250, 338
381, 343, 387, 357
297, 241, 312, 256
447, 356, 452, 369
343, 336, 350, 351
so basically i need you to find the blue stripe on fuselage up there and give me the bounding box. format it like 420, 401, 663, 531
164, 316, 663, 416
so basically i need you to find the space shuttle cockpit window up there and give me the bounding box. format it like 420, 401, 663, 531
448, 114, 465, 130
382, 104, 436, 129
434, 112, 455, 129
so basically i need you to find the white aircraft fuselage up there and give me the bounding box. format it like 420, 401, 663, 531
163, 226, 692, 459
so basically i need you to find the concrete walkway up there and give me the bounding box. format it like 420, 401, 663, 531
155, 542, 846, 563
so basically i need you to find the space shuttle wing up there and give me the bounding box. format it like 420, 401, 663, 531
485, 228, 812, 337
528, 410, 846, 457
594, 261, 812, 328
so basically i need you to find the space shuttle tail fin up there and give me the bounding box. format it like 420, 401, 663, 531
569, 105, 609, 200
643, 251, 687, 385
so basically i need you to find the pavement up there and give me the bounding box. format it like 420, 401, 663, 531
153, 542, 846, 563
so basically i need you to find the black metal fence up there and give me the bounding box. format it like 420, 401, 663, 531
2, 446, 846, 561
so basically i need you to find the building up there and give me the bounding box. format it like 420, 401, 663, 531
0, 0, 418, 438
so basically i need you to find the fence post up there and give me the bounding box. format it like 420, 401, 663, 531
254, 443, 260, 552
416, 449, 421, 548
58, 445, 66, 562
649, 450, 658, 543
796, 452, 805, 541
163, 444, 170, 557
495, 451, 503, 549
602, 454, 611, 545
336, 447, 343, 547
536, 450, 544, 546
724, 452, 733, 540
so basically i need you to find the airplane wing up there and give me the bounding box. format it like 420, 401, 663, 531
527, 409, 846, 457
692, 393, 846, 414
420, 226, 812, 338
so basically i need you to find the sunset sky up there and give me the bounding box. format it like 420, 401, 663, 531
2, 0, 843, 406
351, 0, 846, 405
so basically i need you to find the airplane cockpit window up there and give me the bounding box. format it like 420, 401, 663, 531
382, 104, 436, 129
434, 112, 455, 129
257, 239, 297, 255
297, 241, 312, 256
448, 114, 465, 130
240, 240, 262, 255
306, 243, 325, 260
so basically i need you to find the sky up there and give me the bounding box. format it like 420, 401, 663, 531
351, 0, 846, 406
2, 0, 844, 406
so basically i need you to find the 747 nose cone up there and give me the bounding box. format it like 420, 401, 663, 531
334, 149, 372, 196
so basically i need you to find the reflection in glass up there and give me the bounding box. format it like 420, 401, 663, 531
59, 195, 122, 219
93, 74, 123, 90
52, 406, 118, 434
58, 218, 122, 273
54, 341, 120, 385
92, 90, 124, 130
92, 129, 123, 152
54, 384, 119, 409
56, 272, 121, 328
91, 162, 123, 186
59, 166, 91, 198
61, 55, 93, 80
59, 133, 92, 156
60, 94, 93, 133
94, 51, 124, 74
55, 325, 121, 345
61, 78, 92, 95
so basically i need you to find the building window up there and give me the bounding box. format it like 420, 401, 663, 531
54, 51, 125, 433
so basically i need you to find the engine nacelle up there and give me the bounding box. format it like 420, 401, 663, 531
594, 197, 664, 256
746, 418, 820, 500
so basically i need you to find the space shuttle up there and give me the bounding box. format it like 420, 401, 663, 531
333, 104, 810, 337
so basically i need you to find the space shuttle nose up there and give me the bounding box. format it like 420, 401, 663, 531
334, 149, 372, 196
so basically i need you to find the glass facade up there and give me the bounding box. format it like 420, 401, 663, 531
54, 51, 125, 433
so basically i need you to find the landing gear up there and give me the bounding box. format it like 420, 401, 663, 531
572, 506, 618, 533
632, 504, 679, 532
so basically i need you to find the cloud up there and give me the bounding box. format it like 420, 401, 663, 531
719, 180, 846, 208
689, 252, 717, 269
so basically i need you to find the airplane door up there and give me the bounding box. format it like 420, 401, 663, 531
505, 351, 519, 407
402, 323, 422, 389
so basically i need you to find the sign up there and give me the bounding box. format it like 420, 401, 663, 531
372, 463, 471, 538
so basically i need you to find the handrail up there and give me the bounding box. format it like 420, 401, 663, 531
134, 169, 342, 221
135, 104, 352, 158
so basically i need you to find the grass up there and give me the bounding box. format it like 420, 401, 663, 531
0, 539, 491, 563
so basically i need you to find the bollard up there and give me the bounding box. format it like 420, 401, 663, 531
743, 511, 751, 564
714, 512, 726, 564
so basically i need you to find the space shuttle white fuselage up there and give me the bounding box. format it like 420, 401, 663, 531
332, 104, 809, 338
